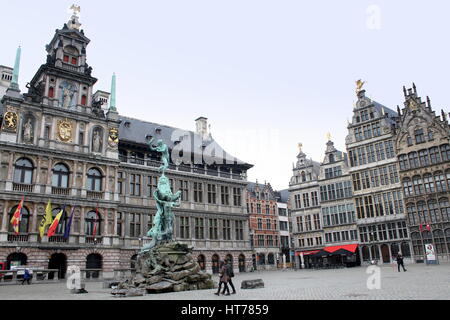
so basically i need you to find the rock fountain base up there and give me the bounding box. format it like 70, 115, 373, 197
111, 242, 215, 296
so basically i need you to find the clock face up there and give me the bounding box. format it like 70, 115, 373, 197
4, 112, 18, 130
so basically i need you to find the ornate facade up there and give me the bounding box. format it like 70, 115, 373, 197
0, 11, 253, 278
394, 85, 450, 262
346, 87, 411, 264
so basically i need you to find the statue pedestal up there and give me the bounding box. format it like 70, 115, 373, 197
111, 241, 214, 296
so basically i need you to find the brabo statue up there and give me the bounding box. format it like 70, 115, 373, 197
111, 135, 214, 296
141, 137, 181, 252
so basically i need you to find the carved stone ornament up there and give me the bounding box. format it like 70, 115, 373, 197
409, 99, 418, 111
3, 111, 18, 132
57, 118, 73, 142
108, 128, 119, 147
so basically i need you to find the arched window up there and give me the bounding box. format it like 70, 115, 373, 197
238, 254, 246, 272
370, 245, 380, 259
402, 178, 413, 197
423, 173, 434, 193
301, 172, 306, 182
52, 163, 70, 188
85, 210, 101, 236
434, 171, 446, 192
390, 243, 399, 257
429, 147, 441, 164
439, 198, 450, 222
86, 253, 102, 279
418, 149, 430, 166
87, 168, 102, 191
257, 253, 266, 265
8, 206, 30, 233
398, 154, 409, 171
197, 254, 206, 270
440, 144, 450, 161
408, 152, 419, 169
401, 242, 411, 257
406, 203, 417, 225
13, 158, 33, 184
428, 200, 440, 223
433, 230, 445, 254
412, 175, 424, 195
51, 208, 68, 235
211, 254, 219, 274
416, 201, 428, 224
411, 232, 423, 256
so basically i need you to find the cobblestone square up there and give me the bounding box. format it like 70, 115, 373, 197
0, 263, 448, 300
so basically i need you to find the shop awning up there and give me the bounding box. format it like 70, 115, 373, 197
323, 244, 358, 254
295, 250, 319, 256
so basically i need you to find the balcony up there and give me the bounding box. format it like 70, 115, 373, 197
61, 62, 79, 73
8, 234, 29, 242
51, 187, 70, 196
87, 191, 104, 200
85, 236, 102, 244
48, 235, 68, 243
13, 183, 33, 193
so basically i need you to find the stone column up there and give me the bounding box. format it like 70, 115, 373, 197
45, 157, 53, 194
105, 166, 110, 201
79, 207, 86, 244
5, 152, 15, 191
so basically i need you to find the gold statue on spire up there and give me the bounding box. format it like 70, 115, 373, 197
70, 4, 81, 16
356, 79, 365, 94
297, 143, 303, 152
326, 132, 332, 141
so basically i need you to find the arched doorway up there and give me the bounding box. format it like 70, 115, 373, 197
267, 253, 275, 265
225, 254, 233, 272
211, 254, 219, 274
258, 253, 266, 265
86, 253, 102, 279
361, 246, 370, 261
48, 253, 67, 279
130, 254, 138, 269
380, 244, 390, 263
370, 245, 380, 260
197, 255, 206, 271
238, 254, 246, 272
6, 252, 27, 269
252, 254, 257, 270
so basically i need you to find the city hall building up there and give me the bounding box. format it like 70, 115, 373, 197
0, 11, 253, 278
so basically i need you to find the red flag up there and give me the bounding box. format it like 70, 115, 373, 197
92, 205, 99, 237
419, 224, 423, 232
47, 205, 65, 238
426, 224, 431, 231
10, 197, 24, 235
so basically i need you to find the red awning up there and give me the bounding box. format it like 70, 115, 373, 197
323, 244, 358, 253
295, 250, 320, 256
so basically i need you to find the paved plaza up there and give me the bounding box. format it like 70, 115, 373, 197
0, 263, 448, 300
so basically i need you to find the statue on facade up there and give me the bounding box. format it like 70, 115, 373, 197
62, 87, 74, 108
92, 129, 102, 152
23, 118, 33, 143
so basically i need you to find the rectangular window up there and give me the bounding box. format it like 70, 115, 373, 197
179, 217, 190, 239
194, 182, 203, 203
130, 213, 141, 238
116, 212, 123, 236
221, 186, 229, 205
296, 216, 303, 232
207, 184, 217, 204
129, 174, 141, 196
209, 219, 218, 239
179, 180, 189, 201
71, 57, 77, 65
118, 172, 125, 195
194, 218, 204, 239
233, 188, 242, 206
235, 220, 244, 240
223, 219, 231, 240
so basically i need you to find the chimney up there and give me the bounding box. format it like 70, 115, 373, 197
195, 117, 208, 140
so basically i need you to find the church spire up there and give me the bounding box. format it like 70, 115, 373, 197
109, 73, 117, 112
10, 46, 21, 91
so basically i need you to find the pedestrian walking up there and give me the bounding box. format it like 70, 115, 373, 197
21, 268, 32, 285
396, 253, 407, 272
214, 261, 230, 296
222, 259, 236, 295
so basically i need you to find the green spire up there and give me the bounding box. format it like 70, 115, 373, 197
10, 46, 21, 91
109, 73, 116, 112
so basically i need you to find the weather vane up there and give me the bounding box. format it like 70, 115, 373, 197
355, 79, 365, 94
70, 4, 81, 16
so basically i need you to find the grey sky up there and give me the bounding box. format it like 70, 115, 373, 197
1, 0, 449, 190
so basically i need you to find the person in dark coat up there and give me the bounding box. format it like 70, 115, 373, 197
222, 259, 236, 294
396, 253, 407, 272
21, 269, 32, 285
214, 261, 230, 296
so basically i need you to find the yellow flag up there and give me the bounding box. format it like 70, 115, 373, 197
39, 200, 53, 238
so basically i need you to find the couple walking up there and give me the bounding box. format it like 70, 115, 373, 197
214, 260, 236, 296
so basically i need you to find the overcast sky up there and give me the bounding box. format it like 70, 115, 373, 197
1, 0, 449, 190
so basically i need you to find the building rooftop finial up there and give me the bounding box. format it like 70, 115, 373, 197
355, 79, 365, 95
109, 73, 117, 112
68, 4, 82, 30
9, 46, 21, 91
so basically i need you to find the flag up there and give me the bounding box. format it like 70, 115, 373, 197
47, 206, 65, 238
92, 205, 99, 237
63, 207, 75, 239
10, 197, 24, 235
39, 200, 53, 238
419, 224, 423, 232
426, 224, 431, 231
